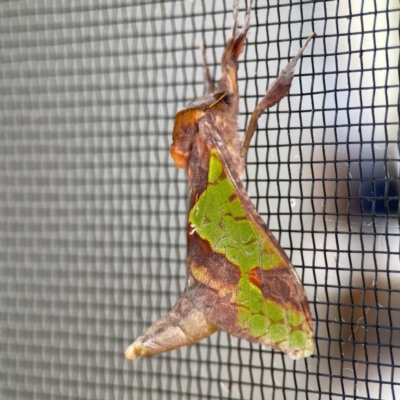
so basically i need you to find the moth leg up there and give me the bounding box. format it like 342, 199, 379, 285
201, 42, 215, 94
218, 0, 253, 95
240, 32, 317, 159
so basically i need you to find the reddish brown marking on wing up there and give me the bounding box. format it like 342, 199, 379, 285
189, 187, 199, 206
199, 235, 212, 255
257, 268, 309, 314
188, 231, 241, 287
228, 192, 236, 203
248, 268, 262, 289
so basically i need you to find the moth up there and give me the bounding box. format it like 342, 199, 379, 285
126, 0, 316, 360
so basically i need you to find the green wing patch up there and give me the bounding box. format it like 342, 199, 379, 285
188, 149, 314, 359
189, 151, 285, 272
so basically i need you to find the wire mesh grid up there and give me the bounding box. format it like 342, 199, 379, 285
0, 0, 399, 399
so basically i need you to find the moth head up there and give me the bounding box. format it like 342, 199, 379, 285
170, 92, 235, 169
170, 107, 205, 169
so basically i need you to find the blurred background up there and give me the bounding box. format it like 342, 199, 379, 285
1, 1, 399, 399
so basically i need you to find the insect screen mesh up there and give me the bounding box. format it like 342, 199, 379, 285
1, 1, 399, 399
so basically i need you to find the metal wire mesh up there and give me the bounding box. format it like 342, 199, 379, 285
1, 1, 399, 399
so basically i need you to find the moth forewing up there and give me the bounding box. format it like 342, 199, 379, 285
125, 1, 316, 360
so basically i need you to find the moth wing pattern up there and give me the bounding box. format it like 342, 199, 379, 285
186, 146, 314, 360
125, 0, 316, 361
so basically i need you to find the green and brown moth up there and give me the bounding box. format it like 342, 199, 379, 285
125, 0, 316, 360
